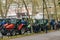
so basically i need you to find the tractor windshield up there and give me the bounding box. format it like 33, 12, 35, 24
10, 18, 17, 24
38, 19, 48, 25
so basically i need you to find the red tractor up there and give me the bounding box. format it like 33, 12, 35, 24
1, 18, 16, 36
1, 18, 28, 36
15, 19, 28, 35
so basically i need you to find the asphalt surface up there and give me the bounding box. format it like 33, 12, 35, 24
11, 31, 60, 40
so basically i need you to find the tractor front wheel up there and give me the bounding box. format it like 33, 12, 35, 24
1, 29, 7, 35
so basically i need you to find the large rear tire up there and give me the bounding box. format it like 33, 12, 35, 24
19, 28, 25, 34
10, 30, 16, 36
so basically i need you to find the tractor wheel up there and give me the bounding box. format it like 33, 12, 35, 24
1, 32, 7, 35
10, 30, 16, 36
1, 29, 7, 35
19, 28, 25, 34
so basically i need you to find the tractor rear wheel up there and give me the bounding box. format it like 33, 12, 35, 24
19, 28, 25, 34
10, 30, 16, 36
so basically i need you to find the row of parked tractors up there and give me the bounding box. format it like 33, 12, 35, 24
0, 18, 60, 36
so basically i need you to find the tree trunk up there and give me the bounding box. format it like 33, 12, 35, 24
22, 0, 30, 18
4, 0, 13, 18
0, 0, 4, 18
43, 0, 45, 24
43, 0, 50, 23
58, 0, 60, 7
53, 0, 58, 22
44, 0, 50, 21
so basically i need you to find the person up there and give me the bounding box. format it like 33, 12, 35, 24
50, 19, 55, 30
56, 21, 60, 30
1, 20, 6, 25
21, 19, 26, 25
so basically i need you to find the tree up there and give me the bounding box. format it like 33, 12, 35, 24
53, 0, 58, 21
42, 0, 45, 24
0, 0, 13, 18
4, 0, 13, 18
22, 0, 30, 18
0, 0, 4, 18
32, 0, 39, 15
43, 0, 50, 23
58, 0, 60, 7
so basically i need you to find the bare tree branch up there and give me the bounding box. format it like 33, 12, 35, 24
22, 0, 30, 18
4, 0, 13, 18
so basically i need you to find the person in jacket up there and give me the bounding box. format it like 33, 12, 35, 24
50, 19, 55, 30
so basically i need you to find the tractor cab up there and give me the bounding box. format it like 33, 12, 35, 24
0, 18, 10, 28
3, 18, 11, 27
32, 19, 48, 33
10, 18, 17, 24
0, 19, 4, 25
0, 19, 4, 30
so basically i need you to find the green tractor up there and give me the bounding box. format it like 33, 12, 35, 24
32, 19, 48, 33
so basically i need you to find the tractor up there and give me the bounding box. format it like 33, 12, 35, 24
15, 18, 29, 34
1, 18, 16, 36
1, 18, 11, 35
1, 18, 29, 36
32, 19, 48, 33
32, 19, 41, 33
0, 18, 10, 30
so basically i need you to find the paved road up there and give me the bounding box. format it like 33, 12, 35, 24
11, 31, 60, 40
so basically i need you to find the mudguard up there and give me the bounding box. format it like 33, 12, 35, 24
6, 24, 14, 30
4, 23, 9, 27
18, 24, 24, 30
